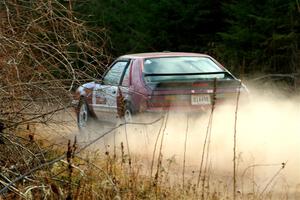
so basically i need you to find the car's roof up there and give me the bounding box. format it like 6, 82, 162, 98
119, 52, 209, 59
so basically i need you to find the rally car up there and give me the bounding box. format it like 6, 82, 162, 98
73, 52, 248, 129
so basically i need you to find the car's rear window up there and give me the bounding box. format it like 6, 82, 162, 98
143, 56, 228, 83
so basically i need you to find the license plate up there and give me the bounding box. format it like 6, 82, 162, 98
191, 94, 211, 105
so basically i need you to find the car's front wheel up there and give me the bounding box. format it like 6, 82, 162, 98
77, 98, 91, 129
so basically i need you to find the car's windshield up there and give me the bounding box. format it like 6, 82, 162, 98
143, 56, 230, 83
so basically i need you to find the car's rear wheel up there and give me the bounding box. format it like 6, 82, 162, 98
77, 98, 91, 129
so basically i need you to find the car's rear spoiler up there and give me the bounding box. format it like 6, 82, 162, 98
143, 71, 233, 77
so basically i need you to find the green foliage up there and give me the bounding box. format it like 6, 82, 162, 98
75, 0, 224, 55
74, 0, 153, 55
217, 0, 300, 74
74, 0, 300, 74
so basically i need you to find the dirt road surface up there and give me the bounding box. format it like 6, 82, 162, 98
36, 92, 300, 199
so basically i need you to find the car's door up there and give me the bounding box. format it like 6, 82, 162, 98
92, 60, 130, 122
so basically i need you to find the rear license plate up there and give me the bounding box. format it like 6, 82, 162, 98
191, 94, 211, 105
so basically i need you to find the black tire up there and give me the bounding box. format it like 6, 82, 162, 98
77, 98, 92, 130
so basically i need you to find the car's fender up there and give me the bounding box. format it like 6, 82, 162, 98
73, 82, 97, 116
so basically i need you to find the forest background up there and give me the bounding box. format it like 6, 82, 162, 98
75, 0, 300, 76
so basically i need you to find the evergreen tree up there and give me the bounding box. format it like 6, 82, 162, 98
217, 0, 299, 74
74, 0, 299, 74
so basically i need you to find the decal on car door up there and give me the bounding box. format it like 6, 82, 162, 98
95, 88, 107, 104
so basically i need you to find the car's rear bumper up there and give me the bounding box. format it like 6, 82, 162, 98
143, 96, 249, 113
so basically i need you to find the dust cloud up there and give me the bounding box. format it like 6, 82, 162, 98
95, 84, 300, 197
42, 83, 300, 198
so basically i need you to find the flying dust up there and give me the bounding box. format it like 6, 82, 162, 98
40, 83, 300, 198
110, 85, 300, 198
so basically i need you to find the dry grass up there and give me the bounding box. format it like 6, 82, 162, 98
0, 107, 295, 199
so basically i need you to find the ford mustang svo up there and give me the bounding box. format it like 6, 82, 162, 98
73, 52, 248, 129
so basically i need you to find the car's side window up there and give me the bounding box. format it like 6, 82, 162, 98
121, 64, 131, 86
103, 61, 128, 85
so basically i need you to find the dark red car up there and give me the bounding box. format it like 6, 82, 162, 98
73, 52, 248, 128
